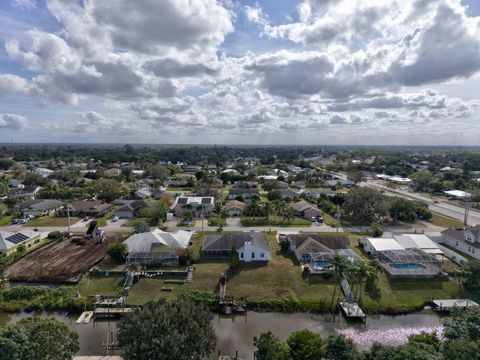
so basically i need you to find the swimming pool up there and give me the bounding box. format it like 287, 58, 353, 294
313, 260, 333, 271
390, 263, 426, 270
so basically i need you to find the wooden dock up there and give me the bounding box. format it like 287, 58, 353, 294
94, 307, 134, 318
76, 311, 94, 324
339, 301, 366, 321
433, 299, 479, 311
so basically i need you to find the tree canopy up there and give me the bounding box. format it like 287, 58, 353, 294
118, 297, 216, 360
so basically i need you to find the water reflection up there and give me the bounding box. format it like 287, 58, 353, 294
0, 311, 445, 360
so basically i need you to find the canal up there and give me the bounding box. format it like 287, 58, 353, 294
0, 310, 445, 360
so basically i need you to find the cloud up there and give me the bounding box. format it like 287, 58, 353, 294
144, 58, 217, 78
0, 114, 27, 129
46, 0, 233, 56
10, 0, 36, 10
0, 74, 28, 96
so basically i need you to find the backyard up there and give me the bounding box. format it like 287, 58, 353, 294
73, 232, 470, 313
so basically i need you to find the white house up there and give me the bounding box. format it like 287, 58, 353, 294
361, 237, 404, 256
0, 229, 46, 255
440, 226, 480, 260
202, 232, 271, 262
173, 196, 214, 217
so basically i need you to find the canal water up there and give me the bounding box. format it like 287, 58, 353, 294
0, 311, 445, 360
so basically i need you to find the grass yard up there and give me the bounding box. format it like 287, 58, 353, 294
429, 212, 465, 228
76, 274, 125, 297
91, 210, 115, 227
126, 278, 183, 305
207, 217, 227, 227
121, 217, 150, 227
28, 216, 81, 227
0, 215, 12, 226
186, 235, 337, 306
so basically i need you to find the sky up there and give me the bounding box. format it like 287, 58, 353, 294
0, 0, 480, 145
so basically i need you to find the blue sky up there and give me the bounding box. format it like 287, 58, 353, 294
1, 0, 480, 145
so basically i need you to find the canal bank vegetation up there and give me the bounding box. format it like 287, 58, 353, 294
254, 307, 480, 360
74, 232, 473, 315
0, 286, 85, 313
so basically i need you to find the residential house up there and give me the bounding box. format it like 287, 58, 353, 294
62, 201, 112, 217
0, 229, 46, 255
124, 229, 193, 266
324, 179, 354, 188
290, 200, 322, 220
203, 232, 270, 262
18, 199, 63, 217
280, 188, 300, 200
135, 188, 152, 199
228, 188, 260, 202
440, 226, 480, 260
287, 234, 350, 263
114, 200, 148, 219
393, 234, 444, 258
303, 189, 337, 199
8, 185, 41, 200
361, 237, 404, 256
173, 197, 214, 217
225, 200, 246, 217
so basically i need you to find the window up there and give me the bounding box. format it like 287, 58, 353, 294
240, 252, 244, 259
260, 252, 265, 258
251, 252, 255, 259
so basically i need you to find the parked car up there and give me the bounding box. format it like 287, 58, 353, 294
17, 218, 28, 224
83, 216, 90, 221
316, 215, 324, 223
111, 216, 119, 222
26, 214, 35, 220
11, 218, 19, 225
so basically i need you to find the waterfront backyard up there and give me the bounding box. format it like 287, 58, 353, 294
75, 232, 471, 313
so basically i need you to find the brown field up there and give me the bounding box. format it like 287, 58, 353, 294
6, 236, 115, 283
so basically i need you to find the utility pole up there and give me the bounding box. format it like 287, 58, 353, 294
464, 194, 470, 226
66, 201, 71, 234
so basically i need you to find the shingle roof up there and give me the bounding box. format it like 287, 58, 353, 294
203, 232, 270, 251
229, 188, 260, 196
18, 199, 63, 211
225, 200, 246, 210
288, 234, 350, 250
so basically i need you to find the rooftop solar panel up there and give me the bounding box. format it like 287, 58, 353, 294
201, 198, 211, 204
177, 198, 188, 204
6, 233, 29, 245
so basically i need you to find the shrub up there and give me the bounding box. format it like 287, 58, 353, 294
47, 231, 62, 239
107, 243, 128, 263
229, 247, 240, 270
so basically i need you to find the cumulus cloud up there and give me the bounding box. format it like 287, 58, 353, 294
0, 0, 479, 143
0, 74, 28, 96
0, 114, 27, 129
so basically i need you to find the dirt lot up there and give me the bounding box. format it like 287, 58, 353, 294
7, 236, 116, 283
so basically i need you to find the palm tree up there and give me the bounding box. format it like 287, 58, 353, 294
353, 260, 377, 303
282, 206, 295, 223
264, 202, 272, 221
329, 254, 351, 307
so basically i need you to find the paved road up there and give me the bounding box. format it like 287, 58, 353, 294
365, 180, 480, 225
332, 172, 480, 225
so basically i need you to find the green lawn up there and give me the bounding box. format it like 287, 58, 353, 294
76, 274, 125, 297
72, 232, 470, 314
207, 217, 227, 227
28, 216, 81, 227
429, 212, 465, 228
0, 215, 12, 226
121, 217, 150, 227
92, 210, 115, 227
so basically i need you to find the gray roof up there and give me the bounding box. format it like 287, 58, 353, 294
280, 189, 299, 198
288, 234, 350, 250
229, 188, 260, 196
203, 232, 270, 251
18, 199, 63, 211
